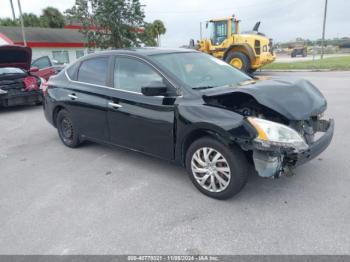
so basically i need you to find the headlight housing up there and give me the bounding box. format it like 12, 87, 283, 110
247, 117, 308, 151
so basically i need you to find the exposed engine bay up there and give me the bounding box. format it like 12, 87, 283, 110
204, 91, 332, 179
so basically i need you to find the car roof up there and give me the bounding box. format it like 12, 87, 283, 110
89, 47, 197, 58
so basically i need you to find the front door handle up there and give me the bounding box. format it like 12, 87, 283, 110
68, 94, 78, 100
108, 102, 122, 109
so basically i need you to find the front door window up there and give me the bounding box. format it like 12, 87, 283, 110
113, 57, 163, 93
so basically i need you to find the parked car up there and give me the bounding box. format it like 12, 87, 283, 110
0, 45, 44, 108
43, 48, 334, 199
31, 56, 64, 80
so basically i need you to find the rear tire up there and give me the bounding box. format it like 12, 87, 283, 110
225, 52, 250, 73
56, 109, 81, 148
185, 137, 248, 200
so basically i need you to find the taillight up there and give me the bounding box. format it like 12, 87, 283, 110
40, 80, 49, 96
23, 76, 39, 91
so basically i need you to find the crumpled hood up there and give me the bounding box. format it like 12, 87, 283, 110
203, 78, 327, 120
0, 45, 32, 71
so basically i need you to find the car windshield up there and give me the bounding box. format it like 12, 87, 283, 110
151, 52, 251, 89
0, 67, 25, 75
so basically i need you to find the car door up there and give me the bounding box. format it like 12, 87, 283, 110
31, 56, 56, 80
107, 56, 176, 160
65, 56, 111, 142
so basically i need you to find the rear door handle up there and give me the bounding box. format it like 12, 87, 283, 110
68, 94, 78, 100
108, 102, 122, 109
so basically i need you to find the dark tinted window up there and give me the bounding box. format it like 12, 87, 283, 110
78, 57, 109, 86
114, 57, 163, 93
32, 56, 51, 69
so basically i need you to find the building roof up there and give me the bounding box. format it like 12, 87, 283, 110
0, 26, 87, 48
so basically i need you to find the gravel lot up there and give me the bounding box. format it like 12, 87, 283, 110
0, 71, 349, 255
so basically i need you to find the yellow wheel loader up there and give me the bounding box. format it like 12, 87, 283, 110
195, 15, 276, 73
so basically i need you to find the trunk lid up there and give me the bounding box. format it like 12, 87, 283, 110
0, 45, 32, 71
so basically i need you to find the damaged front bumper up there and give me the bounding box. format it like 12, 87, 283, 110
252, 119, 334, 178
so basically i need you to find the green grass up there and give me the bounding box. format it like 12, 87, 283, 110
263, 55, 350, 70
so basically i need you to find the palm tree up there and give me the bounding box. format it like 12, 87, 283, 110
152, 20, 166, 47
40, 7, 65, 28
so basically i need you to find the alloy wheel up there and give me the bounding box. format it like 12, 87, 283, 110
191, 147, 231, 193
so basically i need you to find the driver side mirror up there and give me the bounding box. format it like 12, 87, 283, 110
141, 81, 168, 96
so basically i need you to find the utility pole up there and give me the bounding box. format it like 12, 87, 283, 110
321, 0, 328, 59
17, 0, 26, 46
9, 0, 16, 20
200, 22, 203, 40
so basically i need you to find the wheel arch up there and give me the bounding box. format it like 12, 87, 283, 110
52, 105, 66, 127
181, 128, 233, 167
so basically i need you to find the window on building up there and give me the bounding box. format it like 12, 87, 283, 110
76, 50, 85, 59
52, 51, 70, 64
77, 56, 109, 86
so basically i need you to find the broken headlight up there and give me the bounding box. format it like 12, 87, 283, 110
247, 117, 308, 151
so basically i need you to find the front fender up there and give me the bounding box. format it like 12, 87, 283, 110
175, 104, 257, 163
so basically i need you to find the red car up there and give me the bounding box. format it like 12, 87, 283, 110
0, 45, 44, 107
31, 56, 63, 81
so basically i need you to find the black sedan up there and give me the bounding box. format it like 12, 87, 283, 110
43, 48, 334, 199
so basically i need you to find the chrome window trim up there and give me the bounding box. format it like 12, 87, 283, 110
64, 54, 181, 97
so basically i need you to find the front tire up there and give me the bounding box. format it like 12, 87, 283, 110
225, 52, 250, 73
185, 137, 248, 200
56, 109, 81, 148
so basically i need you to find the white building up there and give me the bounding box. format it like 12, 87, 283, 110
0, 26, 95, 64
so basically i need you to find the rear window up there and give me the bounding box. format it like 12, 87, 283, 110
0, 67, 25, 75
77, 57, 109, 86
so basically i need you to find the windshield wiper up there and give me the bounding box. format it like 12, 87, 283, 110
192, 86, 215, 90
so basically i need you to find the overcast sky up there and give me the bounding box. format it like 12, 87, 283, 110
1, 0, 349, 47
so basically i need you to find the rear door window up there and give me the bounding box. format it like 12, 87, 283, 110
77, 57, 109, 86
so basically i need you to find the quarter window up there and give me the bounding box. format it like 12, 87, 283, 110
114, 57, 163, 93
77, 57, 109, 86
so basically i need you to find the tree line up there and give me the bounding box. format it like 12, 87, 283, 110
276, 37, 350, 48
0, 7, 65, 28
0, 0, 166, 49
